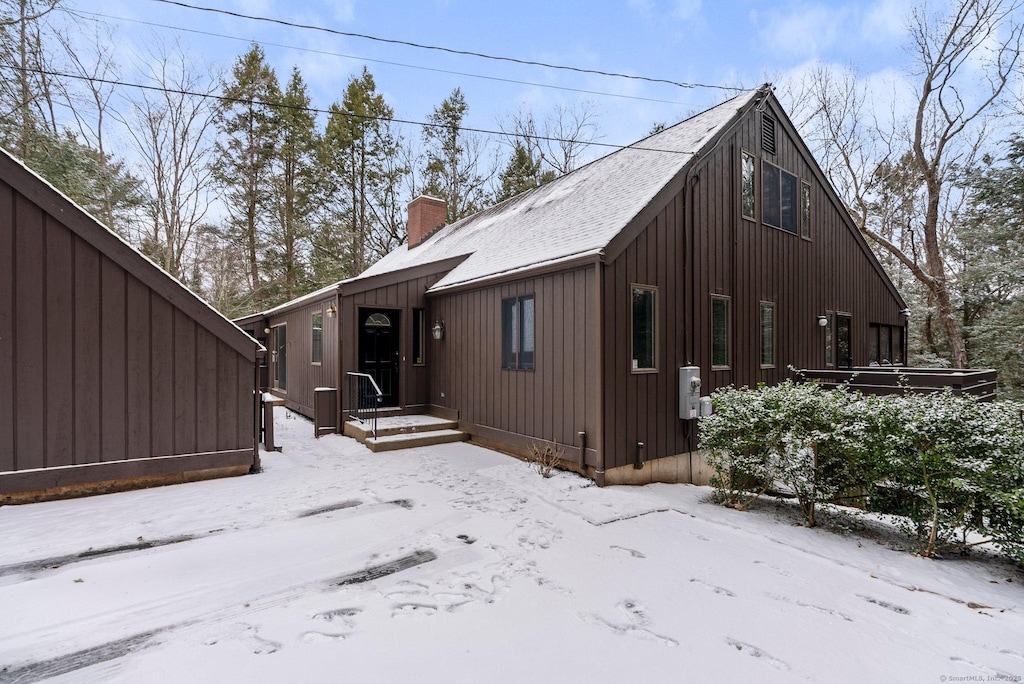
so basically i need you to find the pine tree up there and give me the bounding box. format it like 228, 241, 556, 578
957, 135, 1024, 398
213, 43, 281, 309
265, 67, 316, 302
422, 88, 492, 224
496, 141, 553, 202
320, 67, 406, 276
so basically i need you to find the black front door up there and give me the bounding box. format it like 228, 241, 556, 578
836, 313, 853, 369
359, 309, 400, 406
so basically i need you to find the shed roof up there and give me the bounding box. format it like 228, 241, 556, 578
0, 147, 263, 358
350, 87, 765, 292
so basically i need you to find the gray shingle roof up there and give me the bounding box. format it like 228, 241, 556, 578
351, 87, 763, 292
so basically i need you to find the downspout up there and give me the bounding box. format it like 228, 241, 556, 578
252, 348, 264, 473
594, 251, 607, 487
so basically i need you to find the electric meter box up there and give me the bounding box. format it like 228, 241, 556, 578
679, 366, 702, 420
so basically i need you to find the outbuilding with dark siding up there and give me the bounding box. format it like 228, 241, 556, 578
0, 148, 262, 503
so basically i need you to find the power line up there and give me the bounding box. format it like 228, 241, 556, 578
9, 64, 700, 156
150, 0, 742, 93
65, 8, 693, 107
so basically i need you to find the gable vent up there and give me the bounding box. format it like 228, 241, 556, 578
761, 113, 777, 155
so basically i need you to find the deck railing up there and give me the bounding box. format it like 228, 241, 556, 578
346, 372, 383, 438
796, 367, 998, 401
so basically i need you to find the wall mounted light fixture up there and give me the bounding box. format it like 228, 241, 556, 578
432, 319, 445, 340
326, 304, 338, 318
817, 315, 828, 327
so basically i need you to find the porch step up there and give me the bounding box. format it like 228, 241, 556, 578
343, 414, 459, 443
365, 429, 468, 452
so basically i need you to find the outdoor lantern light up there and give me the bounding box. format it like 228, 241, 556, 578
264, 327, 271, 334
326, 304, 338, 318
817, 315, 828, 327
899, 308, 911, 318
432, 319, 445, 340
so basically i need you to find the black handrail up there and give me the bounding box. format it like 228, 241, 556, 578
346, 372, 383, 438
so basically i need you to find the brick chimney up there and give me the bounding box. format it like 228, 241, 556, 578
407, 195, 446, 248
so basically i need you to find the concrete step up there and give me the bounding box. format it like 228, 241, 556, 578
365, 429, 468, 452
344, 415, 458, 442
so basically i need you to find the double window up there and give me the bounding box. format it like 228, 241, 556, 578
869, 323, 905, 365
631, 286, 657, 371
762, 160, 799, 234
502, 295, 535, 370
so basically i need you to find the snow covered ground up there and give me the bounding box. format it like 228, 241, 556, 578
2, 410, 1023, 684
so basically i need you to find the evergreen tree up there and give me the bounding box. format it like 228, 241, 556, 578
265, 67, 316, 302
320, 67, 406, 277
496, 141, 553, 202
213, 43, 281, 309
422, 88, 492, 224
957, 135, 1024, 398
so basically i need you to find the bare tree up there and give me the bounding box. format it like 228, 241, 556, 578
781, 0, 1023, 368
497, 99, 603, 178
122, 40, 219, 279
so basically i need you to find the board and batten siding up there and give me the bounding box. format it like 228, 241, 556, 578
429, 267, 598, 466
600, 99, 904, 470
267, 293, 339, 419
0, 160, 258, 499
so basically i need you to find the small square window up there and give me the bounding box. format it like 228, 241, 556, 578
711, 296, 731, 369
631, 286, 657, 371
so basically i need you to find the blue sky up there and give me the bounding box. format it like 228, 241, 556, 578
74, 0, 914, 156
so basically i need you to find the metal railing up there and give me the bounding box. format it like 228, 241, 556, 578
796, 367, 998, 401
347, 372, 383, 438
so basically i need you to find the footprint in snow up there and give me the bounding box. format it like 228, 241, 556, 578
609, 545, 646, 558
580, 600, 678, 647
725, 638, 791, 671
858, 595, 910, 615
302, 631, 348, 643
391, 602, 438, 618
689, 578, 736, 597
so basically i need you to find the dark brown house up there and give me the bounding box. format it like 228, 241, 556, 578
0, 148, 262, 503
246, 85, 907, 486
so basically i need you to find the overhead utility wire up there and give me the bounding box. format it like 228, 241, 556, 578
67, 8, 690, 107
151, 0, 742, 93
11, 65, 697, 155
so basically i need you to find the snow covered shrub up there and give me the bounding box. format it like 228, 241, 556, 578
968, 401, 1024, 563
699, 384, 781, 510
700, 381, 875, 524
868, 391, 996, 557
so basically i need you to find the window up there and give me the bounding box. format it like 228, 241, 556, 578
502, 295, 535, 370
824, 312, 834, 367
762, 160, 799, 234
800, 181, 811, 239
273, 324, 287, 391
762, 162, 780, 228
311, 311, 323, 364
631, 286, 657, 371
760, 302, 775, 367
741, 151, 756, 220
412, 309, 425, 365
868, 323, 906, 365
711, 296, 731, 369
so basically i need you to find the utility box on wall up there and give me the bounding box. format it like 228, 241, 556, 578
679, 366, 701, 420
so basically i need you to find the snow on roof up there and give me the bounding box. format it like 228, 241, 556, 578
353, 87, 763, 292
260, 281, 340, 317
